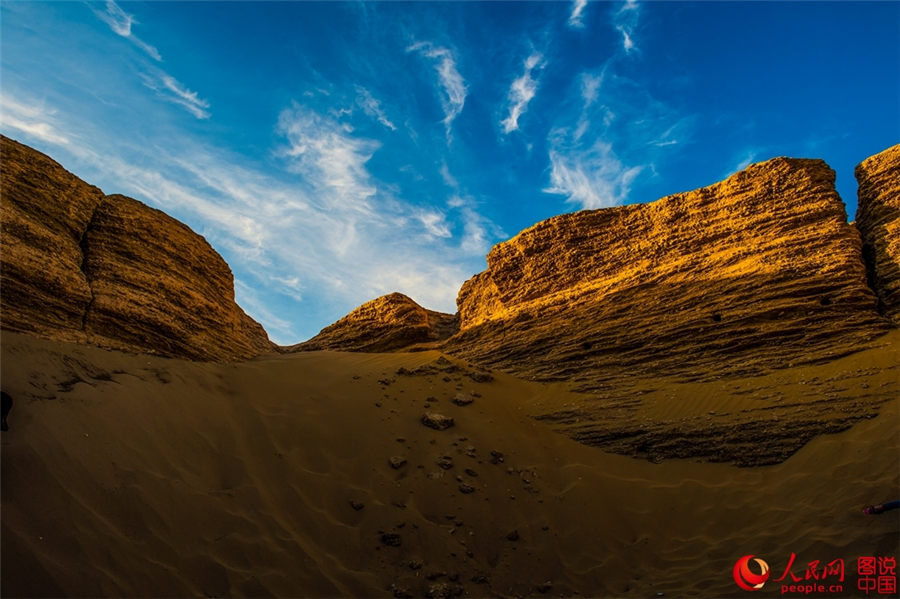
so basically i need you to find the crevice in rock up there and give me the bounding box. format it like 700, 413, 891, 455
77, 197, 107, 332
859, 240, 886, 316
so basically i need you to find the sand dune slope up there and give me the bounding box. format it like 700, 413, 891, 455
1, 331, 897, 597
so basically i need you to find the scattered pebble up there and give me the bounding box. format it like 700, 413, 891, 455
506, 530, 520, 541
349, 500, 365, 511
422, 413, 455, 430
452, 393, 474, 406
467, 371, 494, 383
380, 533, 402, 547
459, 483, 475, 494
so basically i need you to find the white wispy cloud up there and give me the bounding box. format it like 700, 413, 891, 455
278, 103, 379, 215
355, 86, 396, 130
417, 210, 452, 238
407, 42, 467, 139
0, 96, 71, 146
545, 144, 642, 209
140, 73, 211, 119
544, 63, 689, 210
581, 72, 604, 107
501, 52, 544, 134
92, 2, 211, 120
613, 0, 640, 54
92, 0, 161, 61
568, 0, 589, 28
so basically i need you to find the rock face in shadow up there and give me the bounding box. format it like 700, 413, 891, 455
855, 144, 900, 323
0, 136, 105, 343
0, 135, 273, 361
290, 292, 457, 352
445, 156, 891, 388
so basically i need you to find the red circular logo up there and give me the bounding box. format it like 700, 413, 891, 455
733, 555, 770, 591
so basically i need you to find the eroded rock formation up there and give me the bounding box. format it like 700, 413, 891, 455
291, 292, 457, 352
0, 135, 273, 361
0, 136, 105, 343
855, 144, 900, 323
446, 157, 890, 387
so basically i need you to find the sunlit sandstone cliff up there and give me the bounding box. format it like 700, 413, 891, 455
445, 156, 892, 387
290, 292, 457, 352
855, 144, 900, 323
0, 136, 273, 361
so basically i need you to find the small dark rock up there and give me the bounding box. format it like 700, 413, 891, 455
389, 456, 408, 469
452, 393, 474, 406
506, 530, 519, 541
436, 456, 454, 470
349, 500, 365, 511
467, 371, 493, 383
458, 483, 475, 494
422, 413, 455, 430
380, 533, 402, 547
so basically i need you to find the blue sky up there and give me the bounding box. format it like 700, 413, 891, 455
2, 1, 898, 344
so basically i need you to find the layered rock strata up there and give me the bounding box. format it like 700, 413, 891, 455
446, 157, 890, 387
291, 292, 457, 352
0, 135, 273, 361
855, 144, 900, 323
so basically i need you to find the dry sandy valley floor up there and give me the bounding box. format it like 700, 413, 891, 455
1, 330, 898, 597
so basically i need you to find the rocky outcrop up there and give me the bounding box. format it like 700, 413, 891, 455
855, 144, 900, 323
440, 154, 897, 465
291, 292, 457, 352
446, 157, 891, 387
0, 136, 105, 343
0, 136, 273, 361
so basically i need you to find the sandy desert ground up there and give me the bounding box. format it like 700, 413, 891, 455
1, 329, 898, 597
